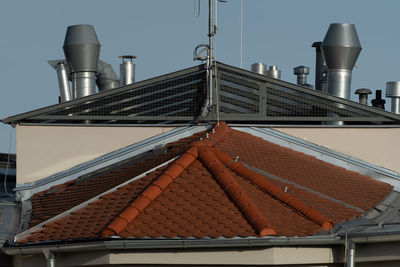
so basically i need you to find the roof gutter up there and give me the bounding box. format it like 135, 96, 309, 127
2, 236, 342, 255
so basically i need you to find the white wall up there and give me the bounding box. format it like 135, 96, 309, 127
274, 127, 400, 173
16, 125, 174, 184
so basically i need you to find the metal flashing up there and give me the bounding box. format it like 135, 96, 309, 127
234, 127, 400, 190
15, 125, 210, 201
3, 235, 342, 254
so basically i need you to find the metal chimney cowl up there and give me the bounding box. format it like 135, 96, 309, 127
63, 24, 101, 99
386, 81, 400, 114
321, 23, 362, 99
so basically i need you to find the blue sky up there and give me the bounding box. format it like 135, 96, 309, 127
0, 0, 399, 152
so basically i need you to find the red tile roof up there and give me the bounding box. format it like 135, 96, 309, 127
18, 122, 393, 243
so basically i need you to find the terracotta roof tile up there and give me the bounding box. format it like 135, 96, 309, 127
29, 130, 207, 227
19, 122, 394, 244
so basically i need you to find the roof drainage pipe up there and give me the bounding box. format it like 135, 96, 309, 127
63, 24, 101, 99
321, 23, 362, 125
96, 60, 120, 91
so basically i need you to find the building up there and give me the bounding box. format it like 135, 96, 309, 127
2, 23, 400, 267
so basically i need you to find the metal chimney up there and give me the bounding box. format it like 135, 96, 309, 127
321, 23, 362, 99
63, 24, 100, 99
312, 42, 324, 91
251, 63, 266, 75
120, 55, 136, 86
355, 88, 372, 105
48, 60, 72, 102
266, 66, 281, 79
386, 81, 400, 113
293, 66, 310, 86
371, 90, 386, 110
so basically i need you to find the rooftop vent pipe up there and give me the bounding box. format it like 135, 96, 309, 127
48, 60, 72, 102
372, 90, 386, 110
386, 81, 400, 113
266, 66, 281, 79
251, 63, 266, 75
293, 66, 312, 88
311, 42, 325, 91
321, 23, 362, 99
63, 24, 100, 99
120, 55, 136, 86
96, 60, 120, 91
355, 88, 372, 105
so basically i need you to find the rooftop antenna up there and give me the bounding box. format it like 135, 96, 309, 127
193, 0, 227, 123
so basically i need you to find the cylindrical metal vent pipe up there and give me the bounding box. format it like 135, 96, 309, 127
321, 23, 362, 99
386, 81, 400, 114
312, 42, 324, 91
119, 55, 136, 86
293, 66, 309, 86
63, 24, 100, 99
56, 62, 72, 102
251, 63, 266, 75
355, 88, 372, 105
266, 66, 281, 79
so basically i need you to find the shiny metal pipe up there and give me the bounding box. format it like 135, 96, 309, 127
56, 62, 72, 102
386, 81, 400, 114
120, 56, 136, 86
327, 69, 352, 99
72, 72, 96, 99
251, 63, 266, 75
266, 66, 281, 79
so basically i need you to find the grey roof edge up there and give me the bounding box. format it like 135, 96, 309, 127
233, 126, 400, 190
2, 64, 206, 125
3, 235, 342, 254
15, 157, 178, 243
15, 125, 210, 201
217, 62, 400, 122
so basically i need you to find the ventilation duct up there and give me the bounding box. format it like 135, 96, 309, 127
386, 81, 400, 113
96, 60, 120, 91
355, 88, 371, 105
120, 55, 136, 86
321, 23, 362, 99
293, 66, 312, 88
251, 63, 266, 75
266, 66, 281, 79
63, 24, 100, 99
311, 41, 325, 92
48, 60, 72, 102
371, 90, 386, 110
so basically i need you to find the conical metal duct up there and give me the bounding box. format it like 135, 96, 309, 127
321, 23, 362, 100
63, 25, 100, 99
63, 25, 100, 73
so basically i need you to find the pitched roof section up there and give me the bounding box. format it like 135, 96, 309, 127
4, 63, 400, 126
28, 129, 207, 227
17, 122, 393, 244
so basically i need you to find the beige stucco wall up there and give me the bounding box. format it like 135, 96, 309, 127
16, 125, 174, 184
273, 127, 400, 173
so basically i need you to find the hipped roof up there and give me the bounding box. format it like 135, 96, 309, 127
16, 122, 393, 244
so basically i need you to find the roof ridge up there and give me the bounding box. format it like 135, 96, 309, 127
209, 146, 334, 231
101, 145, 199, 236
102, 122, 276, 237
197, 144, 276, 236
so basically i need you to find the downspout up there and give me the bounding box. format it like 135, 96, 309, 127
346, 238, 356, 267
43, 249, 56, 267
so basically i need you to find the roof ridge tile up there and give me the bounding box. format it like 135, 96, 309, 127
197, 144, 276, 236
209, 145, 334, 230
101, 145, 199, 237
